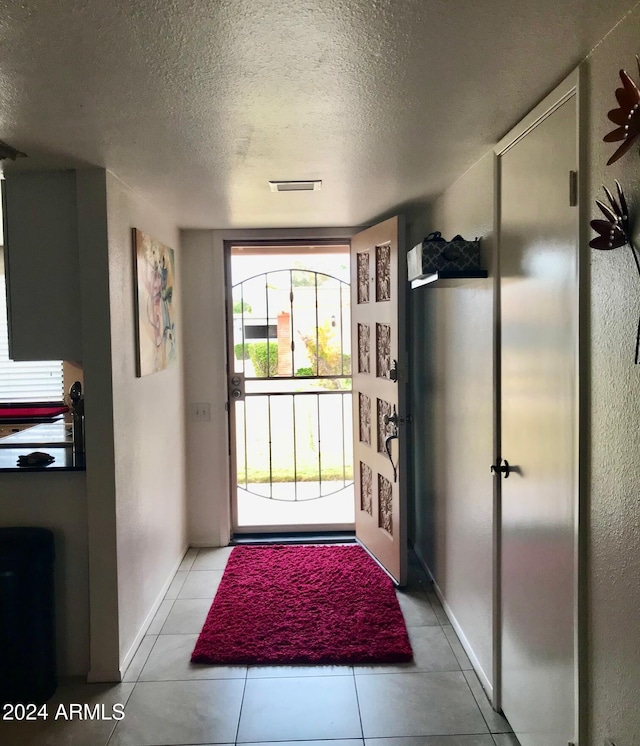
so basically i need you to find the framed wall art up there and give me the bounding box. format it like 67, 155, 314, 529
132, 228, 178, 377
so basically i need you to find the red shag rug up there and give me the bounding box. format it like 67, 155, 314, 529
191, 544, 413, 665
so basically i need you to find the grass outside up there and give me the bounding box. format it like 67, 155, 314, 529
237, 465, 354, 484
235, 390, 353, 485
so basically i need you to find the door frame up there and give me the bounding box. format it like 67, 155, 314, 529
492, 66, 587, 741
221, 229, 359, 537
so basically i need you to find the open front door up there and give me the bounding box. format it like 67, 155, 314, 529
351, 216, 407, 585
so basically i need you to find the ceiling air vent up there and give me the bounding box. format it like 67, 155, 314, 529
269, 180, 322, 192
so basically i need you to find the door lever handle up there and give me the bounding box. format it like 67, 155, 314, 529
384, 433, 399, 483
490, 459, 510, 478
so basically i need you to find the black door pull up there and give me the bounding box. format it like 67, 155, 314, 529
490, 459, 510, 478
384, 433, 399, 483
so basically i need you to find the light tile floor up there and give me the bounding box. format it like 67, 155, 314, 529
0, 546, 518, 746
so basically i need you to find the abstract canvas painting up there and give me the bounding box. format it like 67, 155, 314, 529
132, 228, 178, 377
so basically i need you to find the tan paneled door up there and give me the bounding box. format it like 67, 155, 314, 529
351, 216, 407, 585
496, 72, 579, 746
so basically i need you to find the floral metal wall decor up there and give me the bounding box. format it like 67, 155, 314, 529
589, 181, 640, 363
604, 56, 640, 165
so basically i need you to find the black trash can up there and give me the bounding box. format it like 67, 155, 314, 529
0, 527, 56, 704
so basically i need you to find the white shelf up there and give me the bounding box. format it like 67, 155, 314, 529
410, 269, 488, 289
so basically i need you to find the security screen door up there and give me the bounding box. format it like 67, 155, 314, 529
227, 244, 355, 533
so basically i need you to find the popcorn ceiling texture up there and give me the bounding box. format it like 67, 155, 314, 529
0, 0, 634, 228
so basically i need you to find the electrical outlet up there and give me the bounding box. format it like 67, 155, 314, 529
191, 403, 211, 422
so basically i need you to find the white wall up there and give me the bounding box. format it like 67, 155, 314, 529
408, 8, 640, 742
105, 171, 187, 672
182, 228, 357, 546
408, 153, 496, 695
584, 10, 640, 745
0, 473, 89, 676
75, 168, 120, 681
181, 230, 231, 547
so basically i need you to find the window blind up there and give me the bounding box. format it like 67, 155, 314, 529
0, 266, 64, 403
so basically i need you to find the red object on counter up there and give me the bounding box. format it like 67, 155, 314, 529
0, 403, 69, 421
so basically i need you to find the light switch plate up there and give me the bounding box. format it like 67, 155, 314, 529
191, 402, 211, 421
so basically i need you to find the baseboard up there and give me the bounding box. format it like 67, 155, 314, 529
232, 531, 356, 545
118, 544, 189, 678
412, 549, 494, 699
87, 667, 123, 683
188, 541, 225, 548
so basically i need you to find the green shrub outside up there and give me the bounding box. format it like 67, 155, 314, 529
233, 300, 252, 314
234, 343, 250, 360
247, 342, 278, 377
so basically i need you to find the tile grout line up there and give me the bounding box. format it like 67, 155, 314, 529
170, 570, 188, 597
157, 596, 178, 634
350, 666, 366, 744
126, 634, 159, 683
233, 669, 250, 745
104, 681, 137, 746
461, 667, 494, 736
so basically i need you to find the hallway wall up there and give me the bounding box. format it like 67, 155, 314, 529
0, 168, 187, 680
409, 7, 640, 743
584, 9, 640, 744
408, 152, 496, 695
181, 229, 231, 547
105, 171, 188, 673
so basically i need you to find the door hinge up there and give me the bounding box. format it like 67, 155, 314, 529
569, 170, 578, 207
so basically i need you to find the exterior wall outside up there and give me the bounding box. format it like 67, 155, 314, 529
105, 171, 187, 673
408, 153, 496, 694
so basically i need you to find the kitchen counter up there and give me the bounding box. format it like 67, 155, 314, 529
0, 421, 84, 472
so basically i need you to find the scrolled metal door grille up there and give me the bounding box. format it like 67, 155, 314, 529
232, 269, 353, 502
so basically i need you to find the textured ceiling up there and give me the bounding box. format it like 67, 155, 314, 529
0, 0, 635, 228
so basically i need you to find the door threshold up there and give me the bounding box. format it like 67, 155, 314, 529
231, 531, 356, 545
